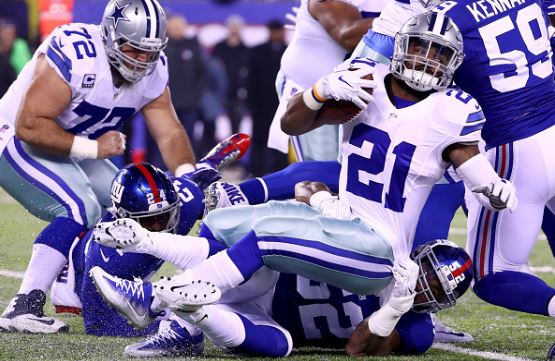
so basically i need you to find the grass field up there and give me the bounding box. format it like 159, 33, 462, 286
1, 192, 555, 361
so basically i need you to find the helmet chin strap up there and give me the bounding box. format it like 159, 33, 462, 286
402, 69, 440, 92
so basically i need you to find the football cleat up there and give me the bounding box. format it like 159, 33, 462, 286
432, 315, 474, 343
199, 133, 250, 171
89, 266, 160, 329
203, 181, 249, 215
547, 341, 555, 361
154, 278, 221, 313
124, 319, 204, 357
0, 289, 69, 333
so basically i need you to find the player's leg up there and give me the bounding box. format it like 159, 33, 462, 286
541, 206, 555, 257
205, 160, 340, 210
172, 289, 292, 357
182, 207, 394, 296
0, 139, 101, 333
468, 134, 555, 316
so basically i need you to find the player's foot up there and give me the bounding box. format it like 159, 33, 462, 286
547, 341, 555, 360
89, 266, 160, 329
199, 133, 250, 171
0, 289, 68, 333
154, 278, 221, 313
433, 315, 474, 343
203, 181, 249, 215
124, 319, 204, 357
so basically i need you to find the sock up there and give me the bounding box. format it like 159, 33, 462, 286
231, 314, 292, 357
541, 206, 555, 258
148, 233, 210, 269
198, 224, 229, 257
239, 161, 341, 204
19, 244, 68, 294
176, 305, 246, 347
34, 217, 87, 256
474, 271, 555, 316
186, 251, 246, 290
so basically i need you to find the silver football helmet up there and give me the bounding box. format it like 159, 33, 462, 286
390, 11, 464, 92
101, 0, 168, 83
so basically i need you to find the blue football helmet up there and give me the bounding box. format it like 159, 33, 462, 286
410, 239, 473, 313
110, 163, 180, 233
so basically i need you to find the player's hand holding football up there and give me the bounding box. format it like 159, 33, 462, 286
93, 218, 154, 253
313, 57, 377, 109
97, 130, 126, 158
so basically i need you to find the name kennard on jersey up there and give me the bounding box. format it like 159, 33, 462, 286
463, 0, 528, 22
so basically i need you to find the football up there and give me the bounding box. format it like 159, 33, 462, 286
314, 73, 374, 126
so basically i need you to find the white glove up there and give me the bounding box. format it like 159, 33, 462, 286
309, 191, 352, 219
389, 257, 419, 313
284, 6, 299, 31
314, 58, 377, 109
92, 218, 154, 253
473, 179, 518, 212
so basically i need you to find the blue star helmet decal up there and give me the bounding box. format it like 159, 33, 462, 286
108, 2, 130, 28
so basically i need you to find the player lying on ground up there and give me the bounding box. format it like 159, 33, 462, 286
91, 180, 470, 357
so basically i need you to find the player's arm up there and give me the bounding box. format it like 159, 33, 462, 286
142, 86, 196, 176
281, 59, 376, 135
15, 55, 124, 159
308, 0, 374, 52
445, 143, 518, 211
346, 320, 402, 355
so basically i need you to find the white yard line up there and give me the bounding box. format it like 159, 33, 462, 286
0, 269, 24, 279
432, 343, 534, 361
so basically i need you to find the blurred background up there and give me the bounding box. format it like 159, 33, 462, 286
0, 0, 297, 178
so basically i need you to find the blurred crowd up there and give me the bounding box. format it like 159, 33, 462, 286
0, 13, 290, 178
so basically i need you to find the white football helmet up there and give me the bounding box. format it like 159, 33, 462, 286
101, 0, 168, 83
390, 11, 464, 92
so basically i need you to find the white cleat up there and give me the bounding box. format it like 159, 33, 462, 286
154, 277, 221, 313
0, 290, 68, 334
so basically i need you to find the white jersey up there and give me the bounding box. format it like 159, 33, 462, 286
372, 0, 425, 37
338, 63, 483, 257
280, 0, 386, 88
0, 23, 168, 140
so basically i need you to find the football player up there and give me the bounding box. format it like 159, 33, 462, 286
90, 12, 510, 356
434, 0, 555, 321
0, 0, 196, 333
269, 0, 385, 162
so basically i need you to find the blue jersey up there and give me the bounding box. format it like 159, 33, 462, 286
437, 0, 555, 148
79, 176, 204, 336
271, 274, 433, 354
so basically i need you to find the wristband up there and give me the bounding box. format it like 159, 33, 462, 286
455, 154, 499, 191
70, 136, 98, 159
175, 163, 196, 177
367, 303, 406, 337
303, 88, 325, 111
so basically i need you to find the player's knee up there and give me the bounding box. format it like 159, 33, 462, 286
396, 313, 434, 355
84, 201, 102, 227
233, 316, 292, 357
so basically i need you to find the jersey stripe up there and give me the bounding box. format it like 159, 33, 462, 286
46, 37, 72, 82
459, 121, 485, 136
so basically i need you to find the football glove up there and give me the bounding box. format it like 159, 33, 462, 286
203, 181, 249, 216
314, 58, 377, 109
389, 257, 419, 313
93, 218, 154, 254
473, 179, 518, 212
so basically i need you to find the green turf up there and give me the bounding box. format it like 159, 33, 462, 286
1, 194, 554, 360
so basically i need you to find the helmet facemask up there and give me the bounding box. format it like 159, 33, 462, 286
391, 12, 464, 93
411, 246, 458, 313
116, 197, 180, 233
